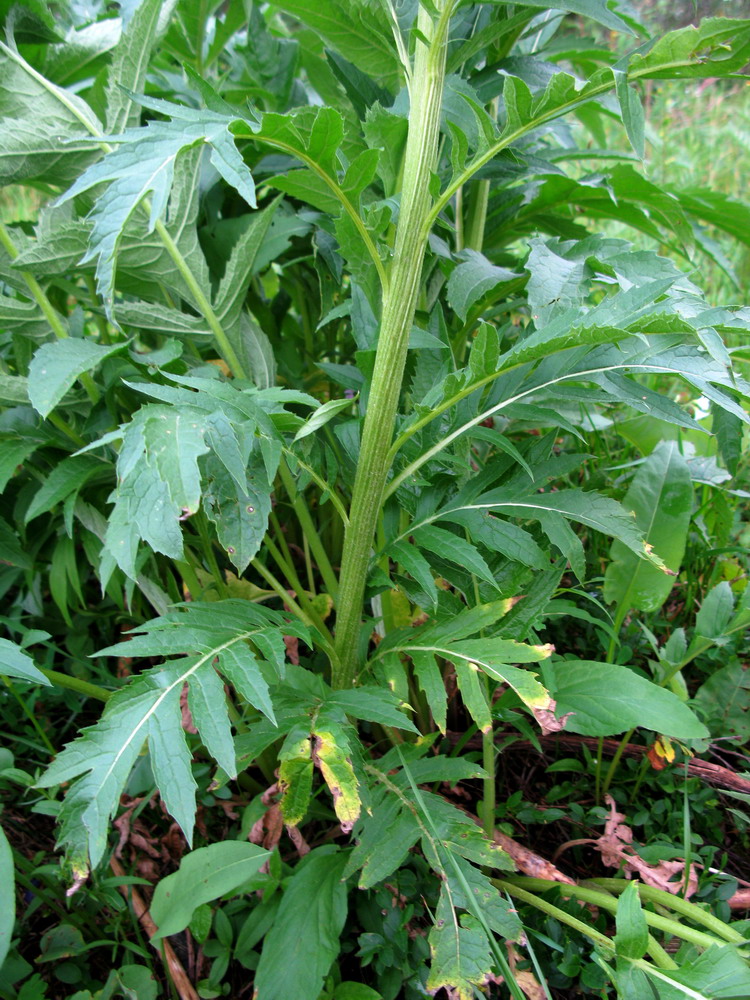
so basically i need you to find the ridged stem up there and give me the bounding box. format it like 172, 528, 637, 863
332, 1, 451, 688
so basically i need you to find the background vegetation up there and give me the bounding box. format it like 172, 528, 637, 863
0, 2, 749, 999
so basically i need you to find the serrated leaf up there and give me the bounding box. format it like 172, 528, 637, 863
412, 524, 497, 589
0, 42, 101, 186
105, 0, 176, 134
25, 454, 107, 524
56, 100, 256, 314
387, 538, 439, 607
150, 842, 268, 941
344, 786, 421, 889
441, 510, 548, 570
38, 601, 291, 870
389, 632, 552, 716
426, 888, 492, 1000
0, 637, 50, 686
324, 688, 419, 733
203, 451, 273, 573
28, 339, 123, 418
271, 0, 400, 89
604, 441, 692, 614
464, 488, 666, 570
480, 0, 637, 33
279, 756, 314, 826
254, 848, 349, 1000
447, 250, 517, 322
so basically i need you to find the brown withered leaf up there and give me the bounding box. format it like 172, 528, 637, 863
530, 698, 573, 735
595, 795, 698, 897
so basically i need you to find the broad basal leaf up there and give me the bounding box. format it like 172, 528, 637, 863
542, 660, 709, 739
150, 842, 269, 941
254, 847, 349, 1000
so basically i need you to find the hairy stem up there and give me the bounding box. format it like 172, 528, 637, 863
333, 1, 451, 688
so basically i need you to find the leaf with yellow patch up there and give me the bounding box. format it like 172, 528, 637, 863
312, 729, 361, 832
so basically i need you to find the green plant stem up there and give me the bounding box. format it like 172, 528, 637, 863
262, 534, 334, 643
249, 556, 340, 672
278, 459, 339, 600
2, 677, 56, 753
333, 1, 451, 688
496, 879, 615, 953
40, 668, 112, 702
48, 411, 87, 448
152, 219, 247, 377
500, 876, 736, 952
589, 878, 748, 945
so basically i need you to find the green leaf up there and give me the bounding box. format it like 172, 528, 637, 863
614, 881, 649, 960
56, 99, 256, 313
543, 660, 709, 739
279, 756, 314, 826
695, 581, 735, 640
412, 524, 497, 589
203, 451, 273, 573
254, 847, 349, 1000
105, 0, 175, 134
0, 637, 50, 685
0, 438, 38, 493
386, 539, 439, 608
604, 441, 692, 614
693, 662, 750, 742
386, 631, 552, 717
426, 887, 493, 1000
411, 650, 447, 734
294, 396, 355, 441
614, 69, 645, 160
657, 944, 750, 999
478, 0, 638, 34
25, 454, 108, 523
28, 339, 123, 418
38, 601, 297, 871
0, 42, 100, 186
628, 19, 750, 80
468, 488, 666, 570
270, 1, 401, 89
442, 510, 548, 570
344, 785, 421, 889
0, 515, 32, 570
0, 822, 14, 968
150, 842, 269, 941
324, 688, 419, 733
0, 0, 62, 43
447, 251, 518, 322
454, 658, 491, 733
